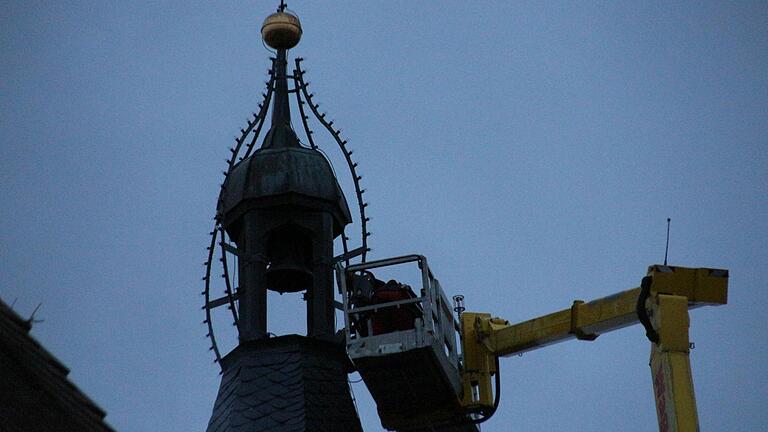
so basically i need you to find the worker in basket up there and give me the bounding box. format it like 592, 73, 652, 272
348, 272, 423, 337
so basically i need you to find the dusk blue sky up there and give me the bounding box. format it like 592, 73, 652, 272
1, 1, 766, 431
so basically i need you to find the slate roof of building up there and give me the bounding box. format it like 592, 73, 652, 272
0, 297, 114, 432
207, 335, 363, 432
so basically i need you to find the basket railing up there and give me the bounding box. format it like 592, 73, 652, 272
336, 254, 460, 369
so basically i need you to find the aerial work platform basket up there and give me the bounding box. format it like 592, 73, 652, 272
337, 255, 466, 430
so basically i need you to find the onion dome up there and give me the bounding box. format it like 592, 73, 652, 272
218, 17, 351, 241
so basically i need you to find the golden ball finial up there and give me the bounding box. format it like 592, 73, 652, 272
262, 12, 302, 50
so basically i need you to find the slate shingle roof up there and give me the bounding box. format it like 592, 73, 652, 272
412, 421, 480, 432
207, 335, 363, 432
0, 297, 114, 432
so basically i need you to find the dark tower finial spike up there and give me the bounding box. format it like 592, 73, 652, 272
260, 49, 301, 149
259, 8, 303, 150
664, 217, 671, 266
271, 49, 291, 128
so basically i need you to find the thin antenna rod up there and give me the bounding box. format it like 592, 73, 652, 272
664, 218, 671, 266
27, 302, 44, 327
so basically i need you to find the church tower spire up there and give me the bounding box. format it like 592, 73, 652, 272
203, 3, 363, 431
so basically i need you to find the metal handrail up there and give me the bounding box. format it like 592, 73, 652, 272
347, 297, 424, 315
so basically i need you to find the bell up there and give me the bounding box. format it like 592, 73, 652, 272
265, 225, 313, 293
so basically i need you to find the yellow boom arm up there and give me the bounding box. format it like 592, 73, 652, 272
459, 265, 728, 431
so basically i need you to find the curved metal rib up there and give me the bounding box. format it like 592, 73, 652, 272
205, 62, 276, 369
218, 225, 239, 326
203, 224, 223, 366
294, 58, 370, 262
291, 64, 350, 265
239, 60, 276, 162
226, 84, 273, 172
292, 67, 318, 150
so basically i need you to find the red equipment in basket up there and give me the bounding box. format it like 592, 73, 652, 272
370, 280, 422, 335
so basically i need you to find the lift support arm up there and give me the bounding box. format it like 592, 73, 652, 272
459, 265, 728, 431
